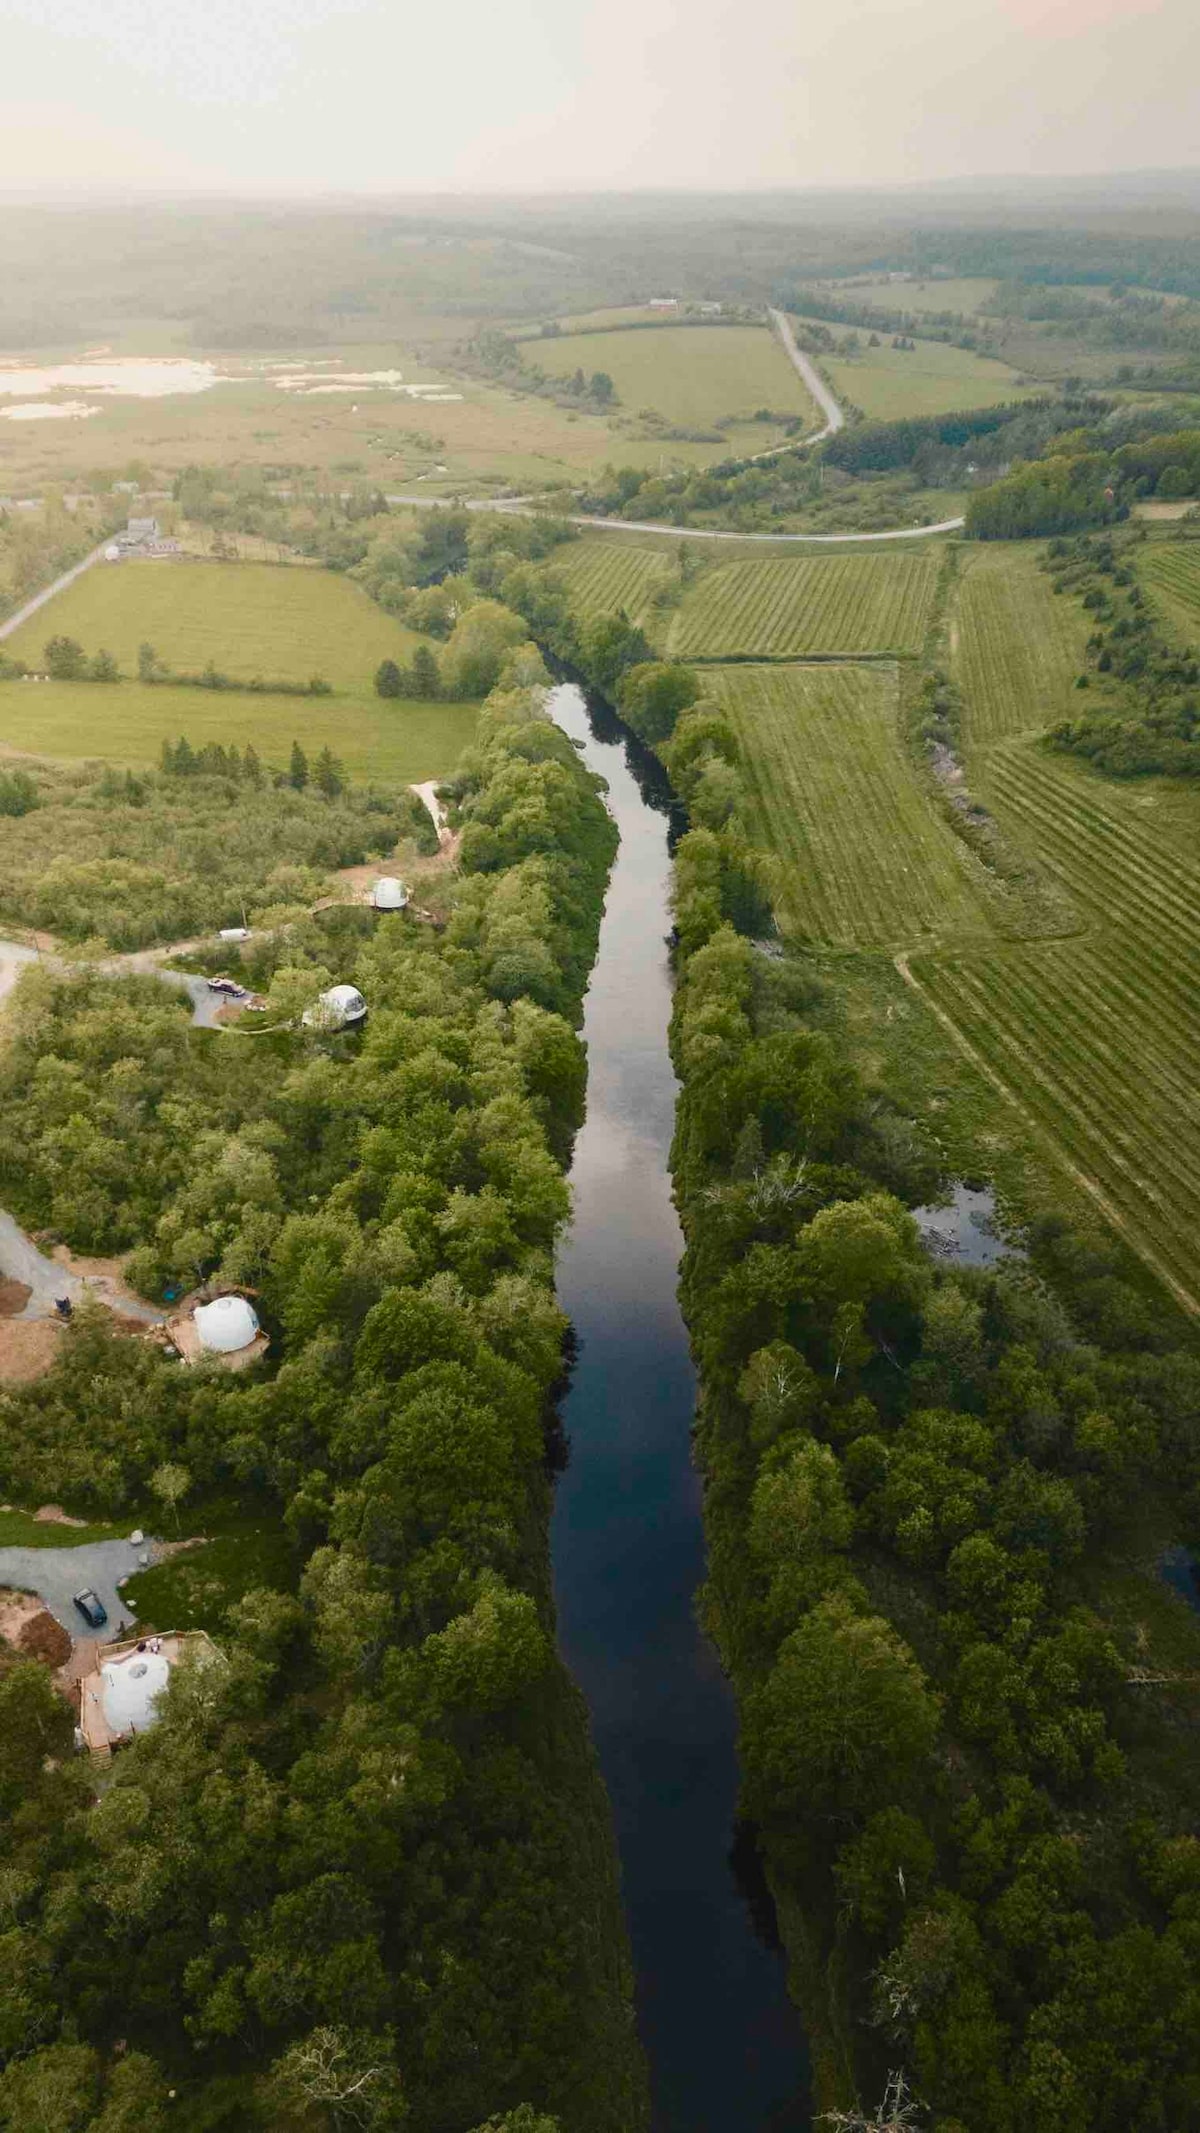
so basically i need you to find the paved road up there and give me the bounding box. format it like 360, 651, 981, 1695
768, 305, 845, 440
0, 544, 108, 644
0, 1536, 160, 1642
385, 490, 964, 545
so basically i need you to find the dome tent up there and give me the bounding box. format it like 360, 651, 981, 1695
302, 983, 367, 1031
194, 1294, 260, 1355
371, 876, 409, 911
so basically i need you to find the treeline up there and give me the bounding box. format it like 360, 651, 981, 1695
1046, 532, 1200, 776
968, 424, 1200, 540
823, 398, 1079, 477
3, 632, 334, 698
465, 329, 618, 412
0, 642, 644, 2129
527, 568, 1200, 2127
0, 749, 429, 951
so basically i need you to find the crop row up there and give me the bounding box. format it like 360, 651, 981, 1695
707, 663, 987, 948
954, 545, 1089, 746
1140, 543, 1200, 646
978, 739, 1200, 946
553, 540, 674, 630
913, 935, 1200, 1308
666, 551, 939, 660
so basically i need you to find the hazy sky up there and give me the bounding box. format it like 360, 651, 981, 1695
0, 0, 1196, 195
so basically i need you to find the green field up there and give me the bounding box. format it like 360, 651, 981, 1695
1139, 542, 1200, 646
953, 543, 1091, 743
552, 539, 676, 631
794, 320, 1034, 420
667, 551, 940, 660
825, 278, 1001, 317
704, 662, 987, 948
0, 560, 478, 779
532, 325, 815, 445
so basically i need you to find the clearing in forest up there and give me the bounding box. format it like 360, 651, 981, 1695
704, 662, 988, 948
0, 561, 478, 781
953, 543, 1091, 744
1139, 542, 1200, 647
667, 551, 939, 660
552, 540, 676, 633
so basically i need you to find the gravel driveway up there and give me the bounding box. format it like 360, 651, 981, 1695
0, 1536, 160, 1642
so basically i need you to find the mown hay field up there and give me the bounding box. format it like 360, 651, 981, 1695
911, 738, 1200, 1311
705, 662, 988, 948
552, 540, 675, 632
532, 325, 814, 434
5, 559, 431, 688
667, 551, 940, 660
1139, 542, 1200, 647
0, 561, 478, 780
792, 321, 1035, 420
953, 543, 1091, 744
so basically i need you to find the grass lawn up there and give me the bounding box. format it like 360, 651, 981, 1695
1, 560, 478, 779
124, 1503, 300, 1634
532, 324, 815, 444
0, 1507, 129, 1549
705, 662, 989, 949
794, 321, 1034, 420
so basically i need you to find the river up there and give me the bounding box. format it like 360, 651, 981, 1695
548, 680, 810, 2133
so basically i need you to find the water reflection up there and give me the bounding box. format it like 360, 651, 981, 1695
548, 680, 810, 2133
914, 1180, 1014, 1268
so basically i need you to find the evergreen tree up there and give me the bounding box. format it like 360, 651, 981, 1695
289, 740, 309, 790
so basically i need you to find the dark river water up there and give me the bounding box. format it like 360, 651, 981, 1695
548, 682, 811, 2133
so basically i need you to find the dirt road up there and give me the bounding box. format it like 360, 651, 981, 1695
0, 544, 108, 645
767, 305, 845, 440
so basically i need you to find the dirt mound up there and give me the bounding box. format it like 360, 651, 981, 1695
0, 1277, 32, 1317
18, 1608, 71, 1667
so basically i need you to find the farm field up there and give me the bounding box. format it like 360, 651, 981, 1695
791, 319, 1035, 419
0, 561, 478, 780
531, 325, 815, 449
704, 662, 988, 947
820, 277, 1001, 317
4, 559, 433, 686
906, 737, 1200, 1311
667, 550, 940, 660
1139, 541, 1200, 645
552, 539, 676, 632
952, 542, 1092, 743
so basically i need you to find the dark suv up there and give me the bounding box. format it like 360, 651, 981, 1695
72, 1588, 108, 1629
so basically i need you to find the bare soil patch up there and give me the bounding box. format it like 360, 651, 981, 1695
0, 1277, 32, 1317
0, 1317, 63, 1383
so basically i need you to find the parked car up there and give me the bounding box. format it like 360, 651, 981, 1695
72, 1588, 107, 1629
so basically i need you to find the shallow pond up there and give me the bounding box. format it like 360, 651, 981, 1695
914, 1180, 1014, 1268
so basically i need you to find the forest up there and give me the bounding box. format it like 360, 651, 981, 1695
0, 613, 647, 2131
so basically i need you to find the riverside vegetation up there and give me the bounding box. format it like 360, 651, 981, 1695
0, 614, 648, 2131
510, 552, 1200, 2131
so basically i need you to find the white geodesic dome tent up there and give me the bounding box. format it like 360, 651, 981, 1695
303, 983, 368, 1030
194, 1295, 261, 1355
371, 877, 409, 911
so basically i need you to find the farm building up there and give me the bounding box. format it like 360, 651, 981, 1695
78, 1631, 221, 1755
120, 515, 159, 545
371, 876, 409, 911
164, 1293, 268, 1371
303, 982, 367, 1030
